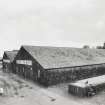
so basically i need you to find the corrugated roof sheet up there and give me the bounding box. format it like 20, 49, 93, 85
5, 50, 18, 62
23, 45, 105, 69
70, 75, 105, 88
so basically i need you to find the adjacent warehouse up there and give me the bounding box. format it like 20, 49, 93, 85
68, 75, 105, 97
14, 45, 105, 86
0, 57, 3, 68
2, 50, 18, 73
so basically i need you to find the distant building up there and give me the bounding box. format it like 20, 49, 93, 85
2, 50, 18, 73
0, 57, 3, 68
13, 45, 105, 86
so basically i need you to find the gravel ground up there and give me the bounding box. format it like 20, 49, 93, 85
0, 69, 105, 105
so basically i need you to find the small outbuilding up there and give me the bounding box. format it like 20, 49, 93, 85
68, 75, 105, 97
2, 50, 18, 73
14, 45, 105, 86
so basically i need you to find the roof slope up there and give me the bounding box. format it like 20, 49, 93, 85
23, 45, 105, 69
4, 50, 18, 62
70, 75, 105, 88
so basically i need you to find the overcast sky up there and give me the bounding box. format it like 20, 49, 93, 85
0, 0, 105, 56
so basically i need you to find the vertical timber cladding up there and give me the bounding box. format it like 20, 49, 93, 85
2, 51, 18, 73
2, 52, 12, 73
3, 59, 11, 72
68, 84, 87, 97
14, 46, 43, 81
68, 75, 105, 97
39, 63, 105, 86
16, 60, 32, 79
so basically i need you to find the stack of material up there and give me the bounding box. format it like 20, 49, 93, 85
68, 75, 105, 97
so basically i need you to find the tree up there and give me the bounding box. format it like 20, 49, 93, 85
96, 46, 103, 49
103, 42, 105, 49
83, 45, 90, 49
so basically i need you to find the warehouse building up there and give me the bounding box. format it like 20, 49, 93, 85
68, 75, 105, 97
14, 45, 105, 86
2, 50, 18, 73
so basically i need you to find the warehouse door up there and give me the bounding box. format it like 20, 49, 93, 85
30, 67, 34, 80
6, 64, 9, 73
38, 70, 40, 78
37, 70, 40, 81
24, 66, 31, 80
22, 66, 25, 77
4, 64, 7, 72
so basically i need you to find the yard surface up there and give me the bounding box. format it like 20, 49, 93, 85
0, 68, 105, 105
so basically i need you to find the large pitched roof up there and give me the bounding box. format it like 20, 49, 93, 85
4, 50, 18, 62
23, 45, 105, 69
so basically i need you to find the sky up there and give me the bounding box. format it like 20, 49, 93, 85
0, 0, 105, 56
